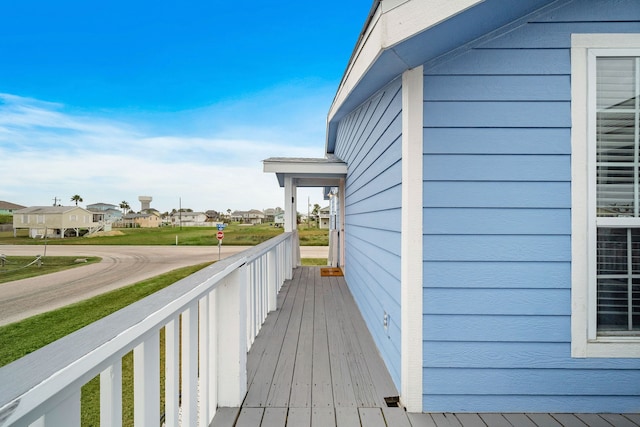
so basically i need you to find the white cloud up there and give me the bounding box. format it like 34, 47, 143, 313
0, 92, 330, 213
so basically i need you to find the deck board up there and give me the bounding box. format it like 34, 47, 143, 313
311, 407, 336, 427
244, 269, 300, 407
478, 413, 512, 427
358, 408, 386, 427
210, 267, 640, 427
311, 273, 334, 408
265, 268, 308, 407
335, 407, 361, 427
288, 267, 315, 408
261, 408, 287, 427
325, 274, 358, 408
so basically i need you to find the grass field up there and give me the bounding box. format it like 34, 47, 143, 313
0, 262, 212, 425
0, 256, 101, 284
0, 223, 329, 246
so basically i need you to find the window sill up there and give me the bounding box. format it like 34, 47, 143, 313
573, 338, 640, 358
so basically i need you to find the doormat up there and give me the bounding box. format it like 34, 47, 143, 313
320, 267, 343, 277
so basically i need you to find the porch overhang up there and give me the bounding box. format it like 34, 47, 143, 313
262, 156, 347, 188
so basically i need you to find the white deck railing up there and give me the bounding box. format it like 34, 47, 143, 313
0, 232, 297, 427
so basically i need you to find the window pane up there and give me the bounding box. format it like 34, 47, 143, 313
596, 57, 639, 217
597, 228, 628, 274
598, 278, 630, 331
597, 228, 640, 333
597, 57, 636, 109
634, 281, 640, 330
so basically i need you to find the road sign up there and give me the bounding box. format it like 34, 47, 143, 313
217, 231, 224, 240
217, 223, 225, 231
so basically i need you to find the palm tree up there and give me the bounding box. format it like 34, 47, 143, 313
71, 195, 83, 206
120, 201, 131, 215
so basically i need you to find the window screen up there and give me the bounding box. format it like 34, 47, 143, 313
596, 57, 640, 334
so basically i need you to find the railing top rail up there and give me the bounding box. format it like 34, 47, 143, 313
0, 232, 294, 419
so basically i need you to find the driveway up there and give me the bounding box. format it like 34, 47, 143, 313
0, 245, 328, 326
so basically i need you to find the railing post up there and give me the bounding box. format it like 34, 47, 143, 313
216, 264, 248, 406
100, 361, 122, 427
133, 331, 160, 426
43, 390, 81, 426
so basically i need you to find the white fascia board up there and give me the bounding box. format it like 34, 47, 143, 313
263, 161, 347, 176
328, 0, 483, 125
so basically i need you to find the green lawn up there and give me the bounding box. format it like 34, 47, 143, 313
0, 256, 101, 284
0, 262, 212, 426
0, 223, 329, 246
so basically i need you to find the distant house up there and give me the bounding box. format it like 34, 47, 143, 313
0, 201, 26, 215
273, 212, 284, 227
318, 206, 330, 229
230, 209, 265, 225
86, 202, 122, 223
13, 206, 100, 238
170, 211, 208, 227
120, 212, 160, 228
265, 0, 640, 414
263, 207, 283, 223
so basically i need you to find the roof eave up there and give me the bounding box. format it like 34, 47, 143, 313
325, 0, 484, 154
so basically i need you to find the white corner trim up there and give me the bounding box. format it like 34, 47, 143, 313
401, 66, 423, 412
570, 38, 590, 357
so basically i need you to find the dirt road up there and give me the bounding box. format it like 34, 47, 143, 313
0, 245, 328, 326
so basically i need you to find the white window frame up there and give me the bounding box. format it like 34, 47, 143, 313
572, 34, 640, 358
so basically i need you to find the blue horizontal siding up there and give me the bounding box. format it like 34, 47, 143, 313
424, 342, 640, 369
424, 101, 571, 128
424, 314, 569, 342
424, 128, 571, 154
335, 77, 403, 389
424, 208, 570, 235
424, 154, 570, 181
424, 235, 570, 262
425, 49, 569, 75
347, 144, 401, 198
424, 288, 570, 316
424, 261, 570, 289
480, 21, 640, 49
345, 182, 401, 214
426, 368, 640, 395
534, 0, 640, 22
424, 181, 571, 208
420, 0, 640, 413
345, 241, 401, 384
424, 75, 570, 101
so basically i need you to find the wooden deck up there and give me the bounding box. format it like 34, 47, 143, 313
211, 267, 640, 427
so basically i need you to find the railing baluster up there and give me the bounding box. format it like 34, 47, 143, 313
165, 318, 180, 427
100, 360, 122, 427
133, 331, 160, 426
198, 295, 210, 427
267, 250, 276, 312
208, 288, 218, 420
181, 303, 198, 427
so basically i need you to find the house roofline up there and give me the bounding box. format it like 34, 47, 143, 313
325, 0, 483, 153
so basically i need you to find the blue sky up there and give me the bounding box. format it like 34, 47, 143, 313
0, 1, 371, 213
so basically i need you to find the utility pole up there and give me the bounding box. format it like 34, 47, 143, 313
52, 196, 59, 206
